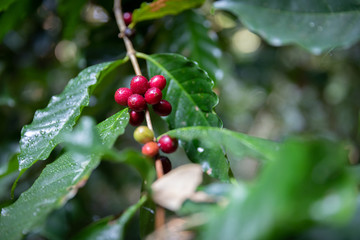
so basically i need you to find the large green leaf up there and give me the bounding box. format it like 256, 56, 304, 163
102, 150, 155, 190
0, 110, 129, 240
165, 126, 280, 162
17, 57, 128, 171
0, 0, 31, 41
0, 154, 18, 179
202, 138, 357, 240
138, 53, 230, 181
165, 10, 223, 82
0, 0, 17, 12
214, 0, 360, 54
57, 0, 87, 39
72, 195, 147, 240
131, 0, 205, 27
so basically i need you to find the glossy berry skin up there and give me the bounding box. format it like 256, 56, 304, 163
159, 156, 172, 174
129, 110, 145, 126
149, 75, 166, 90
133, 126, 154, 144
145, 87, 162, 105
128, 94, 146, 112
114, 87, 132, 106
153, 100, 172, 116
158, 135, 178, 153
142, 142, 159, 157
130, 75, 149, 95
123, 12, 132, 26
124, 28, 135, 38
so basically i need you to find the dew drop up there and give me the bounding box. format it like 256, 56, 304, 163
311, 47, 322, 55
197, 147, 204, 153
1, 208, 9, 216
269, 37, 282, 46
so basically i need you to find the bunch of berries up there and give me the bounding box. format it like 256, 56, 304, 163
134, 126, 178, 174
114, 75, 172, 126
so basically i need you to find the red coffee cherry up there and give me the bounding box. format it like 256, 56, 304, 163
158, 135, 178, 153
159, 156, 172, 174
149, 75, 166, 90
129, 110, 145, 126
142, 142, 159, 157
123, 12, 132, 26
153, 100, 172, 116
145, 87, 162, 105
130, 75, 149, 95
128, 94, 146, 112
114, 87, 132, 106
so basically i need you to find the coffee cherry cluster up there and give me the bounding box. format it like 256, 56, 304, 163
114, 75, 172, 126
133, 126, 178, 174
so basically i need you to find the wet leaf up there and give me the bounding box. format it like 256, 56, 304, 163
131, 0, 205, 27
138, 53, 231, 182
215, 0, 360, 54
72, 195, 147, 240
17, 57, 128, 171
0, 109, 129, 240
165, 126, 281, 162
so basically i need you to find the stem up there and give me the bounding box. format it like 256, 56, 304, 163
113, 0, 154, 134
113, 0, 165, 229
145, 110, 155, 140
155, 158, 164, 178
114, 0, 141, 75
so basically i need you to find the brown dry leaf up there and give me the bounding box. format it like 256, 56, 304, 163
151, 164, 203, 211
146, 218, 194, 240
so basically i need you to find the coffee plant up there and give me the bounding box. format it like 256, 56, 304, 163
1, 0, 360, 239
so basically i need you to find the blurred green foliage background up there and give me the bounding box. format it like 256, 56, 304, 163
0, 0, 359, 239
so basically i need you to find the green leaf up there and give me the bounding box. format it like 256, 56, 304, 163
214, 0, 360, 54
102, 149, 155, 190
165, 10, 223, 82
0, 0, 31, 41
0, 154, 18, 179
165, 126, 280, 162
139, 197, 156, 239
17, 57, 128, 171
0, 0, 17, 12
131, 0, 205, 27
0, 110, 129, 240
57, 0, 87, 39
72, 195, 147, 240
138, 53, 230, 181
203, 138, 357, 240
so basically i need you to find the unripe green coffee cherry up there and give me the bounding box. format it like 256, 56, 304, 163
133, 126, 154, 144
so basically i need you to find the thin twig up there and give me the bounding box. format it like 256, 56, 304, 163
114, 0, 154, 134
114, 0, 141, 75
145, 110, 156, 139
113, 0, 165, 230
155, 158, 164, 178
155, 206, 166, 230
